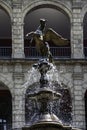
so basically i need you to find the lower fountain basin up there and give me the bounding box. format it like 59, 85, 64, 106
22, 121, 64, 130
23, 121, 78, 130
22, 122, 81, 130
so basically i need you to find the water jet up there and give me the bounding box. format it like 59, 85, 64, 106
22, 59, 80, 130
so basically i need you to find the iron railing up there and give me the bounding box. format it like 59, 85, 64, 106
24, 46, 71, 59
0, 47, 12, 58
1, 44, 87, 59
0, 123, 12, 130
0, 46, 71, 59
84, 47, 87, 57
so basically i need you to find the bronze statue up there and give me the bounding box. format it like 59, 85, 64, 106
26, 18, 69, 62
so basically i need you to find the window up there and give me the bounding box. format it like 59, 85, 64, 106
0, 89, 12, 130
0, 7, 12, 58
24, 7, 71, 59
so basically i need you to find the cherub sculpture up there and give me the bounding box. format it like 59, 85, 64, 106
26, 18, 69, 62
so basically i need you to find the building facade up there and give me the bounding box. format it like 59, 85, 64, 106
0, 0, 87, 130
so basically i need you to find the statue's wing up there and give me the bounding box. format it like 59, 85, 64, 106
45, 28, 69, 46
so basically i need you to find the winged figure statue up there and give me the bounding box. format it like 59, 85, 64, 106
26, 19, 69, 62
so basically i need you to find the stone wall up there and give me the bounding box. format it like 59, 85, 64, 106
0, 0, 87, 130
0, 60, 86, 130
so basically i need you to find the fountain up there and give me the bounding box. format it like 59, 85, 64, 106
22, 19, 81, 130
22, 58, 80, 130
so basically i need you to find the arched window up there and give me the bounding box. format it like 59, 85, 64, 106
0, 6, 12, 58
85, 90, 87, 129
24, 7, 71, 59
83, 12, 87, 58
0, 83, 12, 130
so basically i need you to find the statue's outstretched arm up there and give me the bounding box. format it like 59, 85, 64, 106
26, 31, 34, 37
26, 31, 35, 46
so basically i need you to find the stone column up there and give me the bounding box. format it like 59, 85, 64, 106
71, 4, 84, 59
72, 64, 85, 129
12, 63, 25, 130
12, 1, 24, 58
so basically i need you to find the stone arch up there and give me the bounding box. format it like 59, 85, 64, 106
82, 81, 87, 98
23, 0, 72, 58
0, 0, 12, 20
22, 0, 72, 23
83, 78, 87, 99
0, 77, 12, 129
84, 89, 87, 129
0, 74, 13, 96
81, 4, 87, 23
0, 1, 12, 58
82, 4, 87, 57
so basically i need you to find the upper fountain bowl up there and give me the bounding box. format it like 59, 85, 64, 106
33, 59, 53, 75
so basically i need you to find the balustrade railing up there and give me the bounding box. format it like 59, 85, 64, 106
0, 46, 71, 59
24, 46, 71, 59
84, 47, 87, 57
0, 47, 12, 58
0, 124, 12, 130
1, 41, 87, 59
0, 122, 11, 130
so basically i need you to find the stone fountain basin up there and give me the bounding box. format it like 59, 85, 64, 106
22, 122, 63, 130
22, 121, 81, 130
28, 87, 61, 101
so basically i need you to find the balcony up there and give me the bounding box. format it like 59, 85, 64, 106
0, 46, 71, 59
0, 47, 12, 58
24, 46, 71, 59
